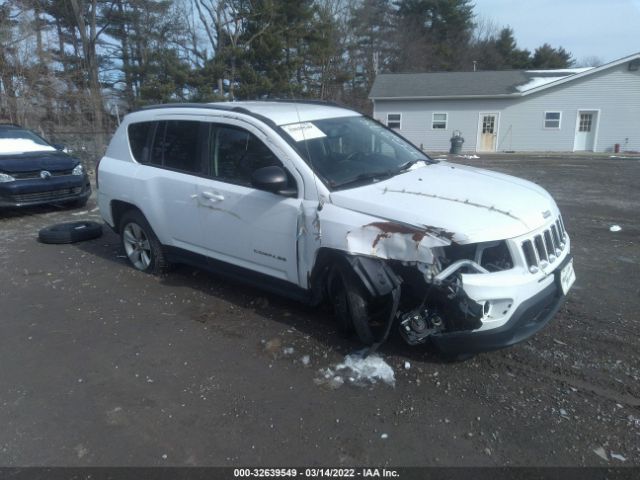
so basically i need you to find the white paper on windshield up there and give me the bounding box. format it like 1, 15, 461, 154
281, 122, 326, 142
0, 139, 55, 154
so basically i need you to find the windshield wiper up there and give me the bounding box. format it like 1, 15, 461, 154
395, 158, 425, 174
331, 170, 394, 189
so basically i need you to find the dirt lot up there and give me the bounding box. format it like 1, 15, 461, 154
0, 154, 638, 467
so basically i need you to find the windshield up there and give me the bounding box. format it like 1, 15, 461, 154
0, 129, 55, 155
280, 116, 434, 189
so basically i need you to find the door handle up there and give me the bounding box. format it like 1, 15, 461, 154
201, 191, 225, 202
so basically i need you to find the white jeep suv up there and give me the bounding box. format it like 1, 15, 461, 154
97, 101, 575, 354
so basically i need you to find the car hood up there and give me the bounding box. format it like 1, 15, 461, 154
0, 151, 79, 173
329, 161, 557, 244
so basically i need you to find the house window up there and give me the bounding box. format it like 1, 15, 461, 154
544, 111, 561, 129
387, 113, 401, 129
432, 113, 448, 130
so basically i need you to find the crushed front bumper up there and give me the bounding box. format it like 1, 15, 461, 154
431, 254, 572, 354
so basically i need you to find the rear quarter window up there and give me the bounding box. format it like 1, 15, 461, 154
128, 122, 155, 163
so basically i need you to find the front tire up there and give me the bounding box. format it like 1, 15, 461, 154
327, 263, 378, 345
119, 210, 169, 275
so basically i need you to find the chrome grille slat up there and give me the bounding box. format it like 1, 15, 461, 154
521, 214, 568, 273
551, 225, 561, 248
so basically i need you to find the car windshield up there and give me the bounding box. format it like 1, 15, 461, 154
280, 116, 434, 189
0, 128, 55, 155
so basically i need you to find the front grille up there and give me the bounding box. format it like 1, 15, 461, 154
11, 170, 74, 179
522, 215, 568, 273
13, 187, 82, 203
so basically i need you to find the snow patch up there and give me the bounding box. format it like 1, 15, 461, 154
0, 138, 55, 154
456, 154, 479, 159
516, 76, 567, 92
315, 353, 395, 388
516, 68, 593, 92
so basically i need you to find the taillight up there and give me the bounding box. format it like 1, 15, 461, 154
95, 157, 102, 189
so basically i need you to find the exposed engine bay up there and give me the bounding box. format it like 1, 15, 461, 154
344, 240, 515, 349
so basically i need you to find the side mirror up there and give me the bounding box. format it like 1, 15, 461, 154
251, 166, 293, 195
52, 144, 65, 151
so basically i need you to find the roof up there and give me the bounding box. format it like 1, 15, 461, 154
216, 101, 358, 126
140, 101, 359, 126
369, 52, 640, 100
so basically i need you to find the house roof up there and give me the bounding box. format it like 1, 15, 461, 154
369, 52, 640, 100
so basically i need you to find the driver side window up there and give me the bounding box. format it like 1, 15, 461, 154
208, 125, 282, 187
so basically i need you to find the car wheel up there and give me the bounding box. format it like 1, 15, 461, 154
38, 221, 103, 244
119, 210, 170, 275
327, 263, 378, 345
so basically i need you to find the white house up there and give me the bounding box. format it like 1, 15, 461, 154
369, 52, 640, 153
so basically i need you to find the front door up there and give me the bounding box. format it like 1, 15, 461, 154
197, 123, 301, 284
478, 113, 498, 152
574, 111, 598, 151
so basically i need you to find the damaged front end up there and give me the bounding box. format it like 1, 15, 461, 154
395, 242, 513, 345
339, 221, 515, 349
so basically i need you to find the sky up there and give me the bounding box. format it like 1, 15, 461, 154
473, 0, 640, 64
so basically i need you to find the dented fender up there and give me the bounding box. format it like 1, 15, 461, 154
314, 203, 456, 264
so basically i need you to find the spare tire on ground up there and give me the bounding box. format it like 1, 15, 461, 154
38, 221, 103, 244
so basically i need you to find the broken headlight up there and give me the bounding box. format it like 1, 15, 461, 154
440, 241, 513, 273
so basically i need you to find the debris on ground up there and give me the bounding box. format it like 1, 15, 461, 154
283, 346, 295, 355
611, 453, 627, 462
262, 337, 282, 356
593, 446, 608, 461
404, 361, 411, 370
609, 225, 622, 232
380, 433, 389, 439
301, 355, 310, 366
315, 353, 395, 389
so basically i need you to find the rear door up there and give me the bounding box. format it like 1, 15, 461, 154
135, 119, 208, 249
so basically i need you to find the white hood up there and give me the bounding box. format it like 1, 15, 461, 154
329, 162, 557, 244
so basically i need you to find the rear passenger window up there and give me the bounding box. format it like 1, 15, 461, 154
151, 120, 202, 173
209, 126, 282, 186
128, 122, 155, 164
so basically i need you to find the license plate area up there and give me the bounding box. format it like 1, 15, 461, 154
556, 258, 576, 295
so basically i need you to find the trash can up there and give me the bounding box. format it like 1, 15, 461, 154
450, 131, 464, 154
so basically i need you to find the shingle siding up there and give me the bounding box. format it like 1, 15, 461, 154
373, 63, 640, 153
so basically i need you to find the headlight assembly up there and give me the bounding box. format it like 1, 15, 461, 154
0, 172, 16, 183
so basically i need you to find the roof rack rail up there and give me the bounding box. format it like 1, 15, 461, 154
140, 102, 236, 111
266, 98, 342, 107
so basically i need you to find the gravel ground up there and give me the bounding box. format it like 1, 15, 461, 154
0, 153, 638, 467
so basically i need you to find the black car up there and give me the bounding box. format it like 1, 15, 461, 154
0, 125, 91, 208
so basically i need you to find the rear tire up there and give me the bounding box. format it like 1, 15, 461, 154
119, 210, 170, 275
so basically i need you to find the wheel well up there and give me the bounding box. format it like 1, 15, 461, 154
309, 248, 349, 305
111, 200, 141, 233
